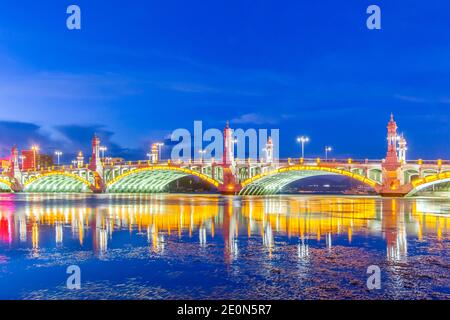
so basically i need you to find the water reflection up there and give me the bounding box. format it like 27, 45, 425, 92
0, 194, 448, 264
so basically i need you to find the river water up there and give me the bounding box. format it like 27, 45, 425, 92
0, 193, 448, 300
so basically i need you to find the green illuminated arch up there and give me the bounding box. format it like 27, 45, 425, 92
0, 178, 13, 192
407, 172, 450, 196
106, 166, 220, 193
240, 165, 380, 195
23, 172, 93, 193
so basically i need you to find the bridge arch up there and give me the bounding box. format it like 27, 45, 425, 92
240, 165, 381, 195
407, 172, 450, 196
23, 172, 94, 193
0, 178, 13, 192
106, 166, 220, 193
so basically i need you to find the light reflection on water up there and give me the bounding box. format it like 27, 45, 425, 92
0, 193, 449, 300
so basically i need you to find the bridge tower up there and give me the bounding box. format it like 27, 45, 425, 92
8, 146, 22, 191
150, 143, 159, 164
88, 135, 104, 193
264, 137, 274, 164
223, 121, 235, 166
219, 122, 241, 194
385, 113, 399, 167
381, 114, 408, 196
89, 135, 103, 172
398, 134, 407, 163
76, 151, 84, 168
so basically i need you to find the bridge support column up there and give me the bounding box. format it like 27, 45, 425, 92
218, 167, 241, 195
379, 170, 410, 197
377, 114, 409, 197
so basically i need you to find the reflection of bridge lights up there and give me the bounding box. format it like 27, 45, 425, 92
326, 233, 333, 249
387, 228, 408, 263
55, 222, 63, 245
263, 224, 274, 249
19, 217, 27, 243
199, 227, 207, 247
298, 242, 310, 261
97, 228, 108, 254
32, 222, 39, 252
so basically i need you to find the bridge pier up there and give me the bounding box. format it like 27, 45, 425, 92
218, 167, 242, 195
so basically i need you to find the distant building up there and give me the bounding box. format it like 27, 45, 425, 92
21, 150, 35, 170
0, 159, 10, 172
37, 154, 54, 169
21, 150, 54, 170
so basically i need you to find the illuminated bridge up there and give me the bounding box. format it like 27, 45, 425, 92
0, 115, 449, 197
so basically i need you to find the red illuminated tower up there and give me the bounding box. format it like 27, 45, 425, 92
383, 113, 400, 171
380, 114, 407, 196
219, 122, 240, 194
89, 134, 101, 171
9, 146, 20, 179
222, 121, 234, 166
88, 135, 104, 193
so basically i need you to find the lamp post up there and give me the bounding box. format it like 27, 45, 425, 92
199, 150, 206, 163
325, 146, 332, 161
55, 151, 63, 166
31, 145, 40, 170
297, 136, 309, 159
99, 146, 107, 159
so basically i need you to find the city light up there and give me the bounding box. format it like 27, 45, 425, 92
54, 151, 63, 166
199, 149, 206, 162
31, 145, 40, 170
99, 146, 108, 158
325, 146, 332, 161
297, 136, 309, 158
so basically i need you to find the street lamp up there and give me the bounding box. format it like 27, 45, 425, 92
55, 151, 63, 166
297, 136, 309, 159
99, 146, 107, 159
31, 145, 40, 170
325, 146, 332, 161
199, 149, 206, 163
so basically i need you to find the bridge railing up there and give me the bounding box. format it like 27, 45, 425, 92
17, 158, 450, 174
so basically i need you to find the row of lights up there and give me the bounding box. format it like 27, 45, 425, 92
29, 138, 331, 166
297, 136, 333, 160
25, 142, 168, 167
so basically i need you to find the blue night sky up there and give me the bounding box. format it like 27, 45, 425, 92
0, 1, 449, 161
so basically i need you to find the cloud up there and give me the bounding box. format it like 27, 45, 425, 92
0, 121, 53, 156
55, 124, 143, 160
231, 113, 290, 125
394, 94, 450, 105
0, 121, 146, 161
